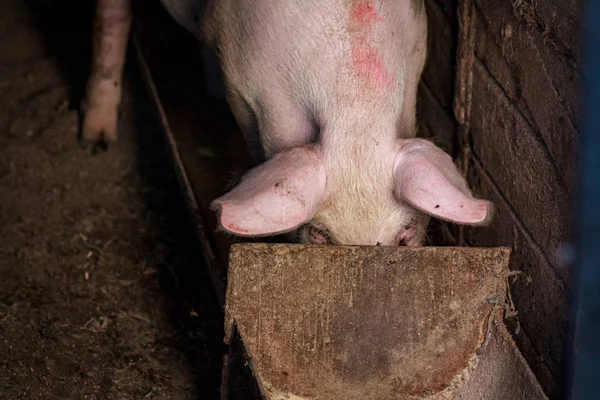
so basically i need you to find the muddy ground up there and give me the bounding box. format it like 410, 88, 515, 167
0, 1, 224, 399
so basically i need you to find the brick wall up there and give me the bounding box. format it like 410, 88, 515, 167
420, 0, 582, 398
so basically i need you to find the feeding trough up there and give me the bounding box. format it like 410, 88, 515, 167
221, 244, 546, 399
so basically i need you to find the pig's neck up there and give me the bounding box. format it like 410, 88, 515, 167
320, 112, 400, 162
319, 112, 401, 188
310, 112, 410, 245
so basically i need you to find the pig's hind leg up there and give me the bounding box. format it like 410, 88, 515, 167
81, 0, 132, 147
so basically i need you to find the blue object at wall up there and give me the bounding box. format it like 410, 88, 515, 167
570, 1, 600, 399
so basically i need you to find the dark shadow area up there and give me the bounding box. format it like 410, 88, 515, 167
126, 53, 226, 399
221, 325, 263, 400
21, 0, 94, 148
22, 0, 94, 110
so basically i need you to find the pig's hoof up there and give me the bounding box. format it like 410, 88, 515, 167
79, 105, 118, 152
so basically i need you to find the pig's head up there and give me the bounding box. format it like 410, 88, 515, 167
210, 138, 493, 246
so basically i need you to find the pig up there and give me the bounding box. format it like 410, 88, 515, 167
82, 0, 494, 246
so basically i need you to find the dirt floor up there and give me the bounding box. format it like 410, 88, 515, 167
0, 1, 224, 399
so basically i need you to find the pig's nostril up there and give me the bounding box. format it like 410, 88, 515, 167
397, 224, 416, 246
306, 224, 330, 245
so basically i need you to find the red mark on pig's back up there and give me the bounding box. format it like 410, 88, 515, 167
350, 1, 384, 25
348, 1, 393, 91
352, 47, 391, 89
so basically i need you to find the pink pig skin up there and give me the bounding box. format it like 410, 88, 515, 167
83, 0, 494, 246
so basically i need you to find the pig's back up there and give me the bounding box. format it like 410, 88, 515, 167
206, 0, 426, 114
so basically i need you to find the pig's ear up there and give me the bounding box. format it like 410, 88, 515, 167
210, 146, 326, 236
393, 139, 493, 225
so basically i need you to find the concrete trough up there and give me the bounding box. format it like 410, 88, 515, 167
221, 244, 546, 400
